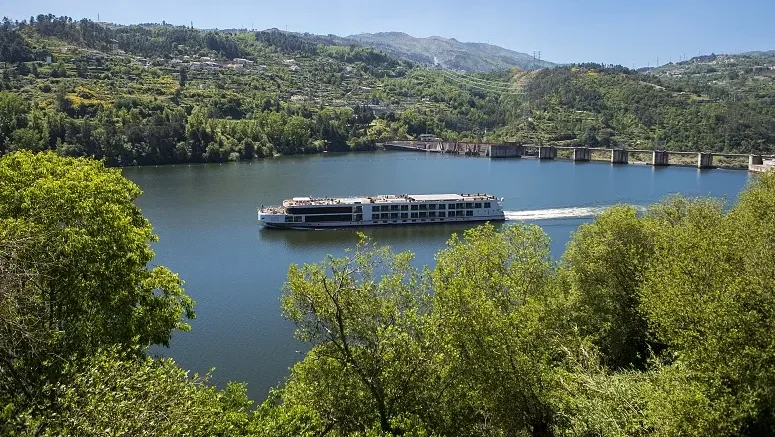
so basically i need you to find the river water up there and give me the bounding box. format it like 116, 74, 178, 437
122, 150, 752, 401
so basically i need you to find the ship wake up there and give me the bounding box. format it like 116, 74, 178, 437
504, 205, 646, 221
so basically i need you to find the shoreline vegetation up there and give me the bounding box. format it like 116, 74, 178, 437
4, 150, 775, 436
1, 15, 774, 169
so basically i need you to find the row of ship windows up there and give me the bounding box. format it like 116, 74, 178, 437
372, 202, 490, 212
283, 211, 474, 222
381, 219, 455, 223
376, 211, 472, 219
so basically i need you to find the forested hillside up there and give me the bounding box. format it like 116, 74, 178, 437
1, 15, 775, 165
0, 16, 508, 165
491, 60, 775, 153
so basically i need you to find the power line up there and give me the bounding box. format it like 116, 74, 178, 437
438, 70, 525, 95
445, 70, 522, 86
436, 69, 527, 95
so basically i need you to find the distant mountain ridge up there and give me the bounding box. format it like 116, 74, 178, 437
102, 24, 552, 72
343, 31, 554, 72
741, 50, 775, 57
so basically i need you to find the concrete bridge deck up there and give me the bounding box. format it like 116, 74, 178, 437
379, 141, 775, 172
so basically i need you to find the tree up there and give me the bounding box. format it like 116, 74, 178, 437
45, 347, 252, 437
9, 127, 46, 151
0, 151, 195, 422
432, 223, 568, 437
561, 205, 657, 370
639, 181, 775, 436
179, 66, 187, 87
15, 61, 29, 76
0, 91, 28, 153
0, 218, 54, 434
280, 235, 436, 434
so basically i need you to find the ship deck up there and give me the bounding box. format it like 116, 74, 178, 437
279, 193, 498, 208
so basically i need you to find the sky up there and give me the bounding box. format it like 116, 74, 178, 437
5, 0, 774, 67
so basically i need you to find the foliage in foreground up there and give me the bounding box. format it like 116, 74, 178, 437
0, 151, 197, 435
3, 150, 775, 436
271, 171, 775, 436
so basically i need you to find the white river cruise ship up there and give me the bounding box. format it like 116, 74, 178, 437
258, 193, 505, 229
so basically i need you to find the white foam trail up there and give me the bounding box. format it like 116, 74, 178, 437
504, 205, 646, 221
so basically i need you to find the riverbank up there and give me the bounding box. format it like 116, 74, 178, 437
118, 146, 768, 172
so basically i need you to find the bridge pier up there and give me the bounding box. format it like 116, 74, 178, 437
488, 143, 523, 158
749, 154, 763, 167
573, 147, 591, 162
652, 150, 669, 166
697, 152, 713, 169
539, 146, 556, 160
611, 148, 629, 164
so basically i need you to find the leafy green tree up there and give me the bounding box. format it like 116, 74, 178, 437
280, 235, 436, 435
0, 91, 28, 153
0, 151, 195, 421
551, 343, 649, 437
44, 347, 252, 437
0, 28, 33, 63
251, 388, 323, 437
561, 205, 657, 370
179, 67, 187, 87
432, 223, 567, 437
9, 127, 46, 152
639, 181, 775, 436
0, 218, 54, 434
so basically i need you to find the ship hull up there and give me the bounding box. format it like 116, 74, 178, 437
260, 215, 505, 229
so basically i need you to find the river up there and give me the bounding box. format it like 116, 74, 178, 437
122, 150, 752, 401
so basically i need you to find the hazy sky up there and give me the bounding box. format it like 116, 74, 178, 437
6, 0, 774, 67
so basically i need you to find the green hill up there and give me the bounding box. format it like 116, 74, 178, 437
1, 15, 774, 166
490, 59, 775, 154
0, 16, 510, 165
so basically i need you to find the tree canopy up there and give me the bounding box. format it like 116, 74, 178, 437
0, 151, 195, 434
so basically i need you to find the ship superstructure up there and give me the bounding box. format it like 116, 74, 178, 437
258, 193, 504, 229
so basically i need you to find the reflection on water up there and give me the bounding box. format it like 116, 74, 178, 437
256, 221, 500, 248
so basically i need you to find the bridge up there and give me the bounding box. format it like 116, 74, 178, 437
379, 141, 775, 172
